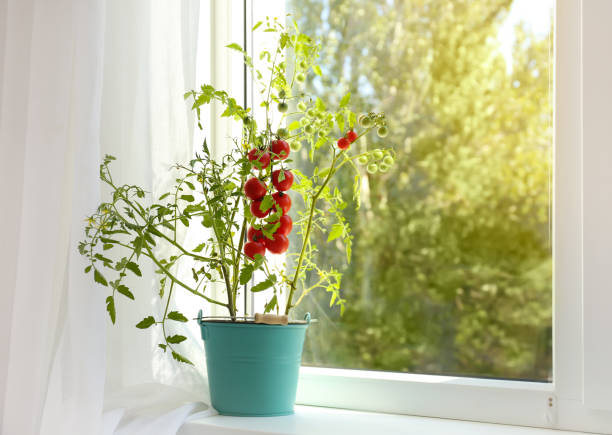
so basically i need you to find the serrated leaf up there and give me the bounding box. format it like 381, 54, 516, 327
251, 275, 276, 292
167, 311, 188, 322
327, 223, 344, 242
226, 43, 243, 52
94, 269, 108, 286
180, 194, 194, 202
171, 351, 193, 365
239, 265, 254, 285
260, 195, 273, 212
116, 284, 134, 300
125, 261, 142, 277
264, 295, 278, 313
339, 92, 351, 108
106, 296, 116, 323
136, 316, 155, 329
192, 242, 206, 252
167, 334, 187, 344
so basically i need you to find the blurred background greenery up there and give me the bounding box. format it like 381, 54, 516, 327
287, 0, 553, 381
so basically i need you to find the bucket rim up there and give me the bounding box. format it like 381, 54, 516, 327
199, 318, 310, 327
196, 311, 312, 327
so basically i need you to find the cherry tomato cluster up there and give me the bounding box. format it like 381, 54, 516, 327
243, 139, 294, 260
337, 129, 359, 150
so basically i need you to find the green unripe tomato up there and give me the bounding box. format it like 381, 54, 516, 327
299, 60, 308, 70
299, 117, 309, 126
277, 128, 289, 138
297, 101, 307, 112
360, 116, 373, 128
296, 73, 306, 83
378, 163, 390, 173
290, 141, 302, 152
357, 155, 369, 165
366, 163, 378, 174
307, 108, 316, 118
304, 124, 314, 134
372, 150, 384, 160
278, 102, 288, 113
315, 111, 324, 119
383, 155, 394, 166
377, 126, 389, 138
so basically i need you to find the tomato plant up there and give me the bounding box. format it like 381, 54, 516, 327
79, 18, 393, 364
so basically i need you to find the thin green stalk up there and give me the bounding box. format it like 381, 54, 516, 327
285, 150, 342, 314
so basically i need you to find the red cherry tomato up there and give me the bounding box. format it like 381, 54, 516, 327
274, 214, 293, 236
270, 139, 290, 160
247, 226, 264, 242
337, 137, 351, 150
250, 198, 271, 218
244, 177, 267, 201
244, 241, 266, 260
346, 130, 358, 142
272, 191, 291, 214
264, 233, 289, 254
271, 169, 294, 191
248, 148, 271, 169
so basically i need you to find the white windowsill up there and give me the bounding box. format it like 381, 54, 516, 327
177, 405, 589, 435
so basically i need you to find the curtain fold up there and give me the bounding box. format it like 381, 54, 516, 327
1, 0, 210, 433
0, 0, 106, 434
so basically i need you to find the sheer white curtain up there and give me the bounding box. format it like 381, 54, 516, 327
0, 0, 224, 434
0, 0, 106, 434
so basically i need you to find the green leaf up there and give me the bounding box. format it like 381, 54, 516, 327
125, 261, 142, 277
94, 269, 108, 286
335, 112, 345, 132
136, 316, 155, 329
84, 265, 92, 274
180, 194, 194, 202
339, 92, 351, 108
251, 275, 276, 292
167, 334, 187, 344
159, 192, 171, 201
260, 195, 273, 212
192, 242, 206, 252
252, 21, 262, 31
180, 216, 190, 227
171, 351, 193, 365
239, 265, 254, 285
106, 296, 116, 324
158, 344, 167, 351
147, 225, 164, 238
116, 284, 134, 300
167, 311, 188, 322
226, 43, 244, 52
327, 223, 344, 242
312, 65, 322, 76
264, 295, 278, 313
288, 120, 301, 131
103, 243, 113, 250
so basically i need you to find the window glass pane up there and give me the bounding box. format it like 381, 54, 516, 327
286, 0, 553, 381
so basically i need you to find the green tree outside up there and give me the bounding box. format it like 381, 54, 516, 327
288, 0, 553, 380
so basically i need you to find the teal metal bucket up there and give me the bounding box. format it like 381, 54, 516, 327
197, 310, 311, 416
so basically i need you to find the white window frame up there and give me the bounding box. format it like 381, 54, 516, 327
236, 0, 612, 431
